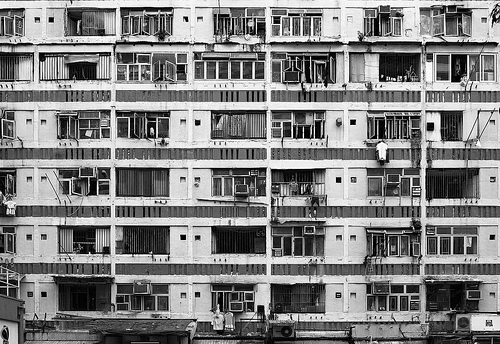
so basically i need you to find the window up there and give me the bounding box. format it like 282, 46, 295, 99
367, 169, 420, 197
426, 169, 479, 199
121, 8, 172, 36
1, 111, 15, 140
368, 112, 420, 140
58, 168, 110, 196
66, 9, 116, 36
0, 170, 15, 198
426, 283, 479, 311
272, 111, 325, 139
213, 8, 265, 37
271, 9, 322, 36
0, 54, 32, 81
440, 112, 463, 141
212, 284, 255, 313
116, 169, 169, 197
366, 228, 419, 257
272, 53, 335, 84
367, 283, 420, 312
0, 227, 16, 254
427, 226, 478, 255
379, 54, 420, 82
117, 52, 187, 82
116, 283, 169, 311
194, 52, 265, 80
271, 170, 325, 196
271, 284, 325, 313
211, 112, 266, 139
435, 54, 495, 82
0, 10, 24, 37
212, 169, 266, 197
58, 227, 110, 254
212, 227, 265, 254
57, 111, 110, 140
272, 226, 325, 257
59, 283, 111, 311
117, 112, 169, 139
421, 7, 471, 37
363, 7, 403, 37
119, 227, 169, 254
349, 53, 366, 82
39, 54, 110, 81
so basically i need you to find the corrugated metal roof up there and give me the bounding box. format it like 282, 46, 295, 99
89, 319, 196, 336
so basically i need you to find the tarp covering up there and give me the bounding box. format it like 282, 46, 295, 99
89, 319, 196, 336
64, 54, 100, 64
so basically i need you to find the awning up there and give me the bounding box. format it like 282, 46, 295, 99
64, 54, 100, 64
212, 8, 230, 15
193, 340, 264, 344
52, 275, 113, 284
89, 319, 196, 336
424, 276, 482, 283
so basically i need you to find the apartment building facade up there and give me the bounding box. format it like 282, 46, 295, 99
1, 0, 500, 343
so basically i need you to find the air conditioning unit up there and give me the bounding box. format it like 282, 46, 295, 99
273, 323, 296, 339
272, 248, 283, 257
133, 280, 151, 294
283, 71, 301, 83
229, 301, 244, 312
378, 5, 391, 14
303, 226, 316, 235
79, 167, 96, 178
411, 242, 421, 256
455, 314, 471, 332
373, 281, 390, 295
234, 184, 249, 197
386, 174, 400, 184
466, 290, 482, 300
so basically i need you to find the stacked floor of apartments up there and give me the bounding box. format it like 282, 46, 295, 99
1, 1, 500, 344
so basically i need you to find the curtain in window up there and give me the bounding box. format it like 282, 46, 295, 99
117, 169, 169, 196
349, 53, 365, 82
123, 227, 169, 254
95, 228, 110, 253
59, 228, 73, 253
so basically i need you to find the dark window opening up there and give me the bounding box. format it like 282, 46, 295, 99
68, 63, 96, 80
121, 227, 169, 254
116, 169, 169, 197
271, 284, 325, 313
379, 54, 420, 82
440, 112, 463, 141
212, 227, 265, 254
59, 283, 111, 311
426, 283, 479, 312
426, 169, 479, 199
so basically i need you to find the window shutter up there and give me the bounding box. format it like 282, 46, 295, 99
462, 13, 471, 36
431, 13, 445, 36
122, 15, 130, 35
164, 60, 176, 81
14, 16, 23, 36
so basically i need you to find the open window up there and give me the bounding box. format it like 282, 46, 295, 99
58, 226, 110, 254
0, 170, 15, 198
212, 227, 266, 254
0, 227, 16, 254
271, 170, 326, 197
367, 112, 420, 140
272, 52, 335, 84
116, 283, 169, 311
57, 111, 110, 140
271, 8, 322, 36
212, 284, 255, 313
367, 168, 420, 198
213, 8, 265, 37
272, 226, 325, 257
211, 112, 266, 139
366, 228, 420, 257
1, 111, 15, 140
66, 9, 116, 36
0, 10, 24, 37
435, 53, 496, 82
426, 168, 479, 199
426, 282, 480, 312
117, 52, 187, 82
59, 168, 110, 196
379, 54, 420, 82
271, 284, 325, 313
121, 8, 173, 37
40, 53, 110, 81
212, 169, 266, 197
272, 111, 325, 139
363, 7, 403, 37
0, 54, 32, 81
421, 6, 472, 37
194, 52, 265, 80
117, 112, 169, 139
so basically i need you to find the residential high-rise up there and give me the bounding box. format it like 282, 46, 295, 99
1, 1, 500, 344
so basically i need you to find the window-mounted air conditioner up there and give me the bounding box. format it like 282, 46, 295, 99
378, 5, 391, 14
234, 184, 249, 197
455, 314, 471, 332
466, 290, 482, 300
283, 71, 301, 83
272, 248, 283, 257
79, 167, 96, 178
411, 242, 421, 257
303, 226, 316, 235
386, 174, 400, 184
133, 280, 151, 294
229, 301, 244, 312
